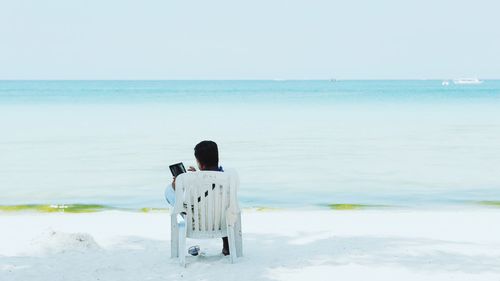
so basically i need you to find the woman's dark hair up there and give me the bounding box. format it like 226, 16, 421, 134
194, 140, 219, 168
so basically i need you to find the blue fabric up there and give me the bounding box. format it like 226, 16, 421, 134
165, 184, 176, 205
165, 166, 224, 206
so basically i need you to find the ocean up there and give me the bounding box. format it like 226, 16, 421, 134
1, 80, 499, 209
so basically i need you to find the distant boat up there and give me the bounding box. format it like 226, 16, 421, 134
442, 80, 450, 86
453, 78, 483, 85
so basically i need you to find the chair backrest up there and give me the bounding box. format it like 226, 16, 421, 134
174, 170, 239, 237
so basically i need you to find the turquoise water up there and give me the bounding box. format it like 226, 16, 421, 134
1, 80, 499, 104
1, 80, 500, 208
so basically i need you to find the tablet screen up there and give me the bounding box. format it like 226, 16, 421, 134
169, 162, 186, 177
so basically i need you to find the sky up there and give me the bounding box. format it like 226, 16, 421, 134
1, 0, 499, 80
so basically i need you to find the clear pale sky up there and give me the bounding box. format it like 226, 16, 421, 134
1, 0, 499, 80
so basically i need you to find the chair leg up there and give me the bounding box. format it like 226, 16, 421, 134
178, 215, 187, 267
171, 213, 179, 258
227, 225, 237, 263
235, 213, 243, 257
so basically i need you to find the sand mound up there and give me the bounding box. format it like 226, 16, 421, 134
31, 230, 101, 255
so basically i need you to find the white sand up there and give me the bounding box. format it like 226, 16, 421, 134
1, 209, 500, 281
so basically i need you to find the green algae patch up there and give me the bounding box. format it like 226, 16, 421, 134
0, 204, 110, 213
327, 203, 390, 210
328, 204, 366, 210
477, 201, 500, 208
62, 204, 109, 213
139, 207, 169, 213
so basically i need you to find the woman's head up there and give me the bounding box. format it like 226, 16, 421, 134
194, 140, 219, 170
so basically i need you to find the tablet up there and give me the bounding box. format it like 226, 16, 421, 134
169, 162, 186, 177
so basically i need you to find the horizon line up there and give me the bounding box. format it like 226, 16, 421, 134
1, 78, 499, 82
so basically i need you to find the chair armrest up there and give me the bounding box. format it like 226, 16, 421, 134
171, 174, 188, 216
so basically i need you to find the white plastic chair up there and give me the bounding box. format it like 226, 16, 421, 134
170, 170, 242, 266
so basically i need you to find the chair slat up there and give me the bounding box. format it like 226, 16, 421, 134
214, 184, 220, 230
199, 185, 206, 231
221, 182, 227, 227
204, 189, 209, 231
193, 187, 199, 232
207, 183, 213, 231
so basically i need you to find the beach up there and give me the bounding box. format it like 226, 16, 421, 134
2, 208, 500, 281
